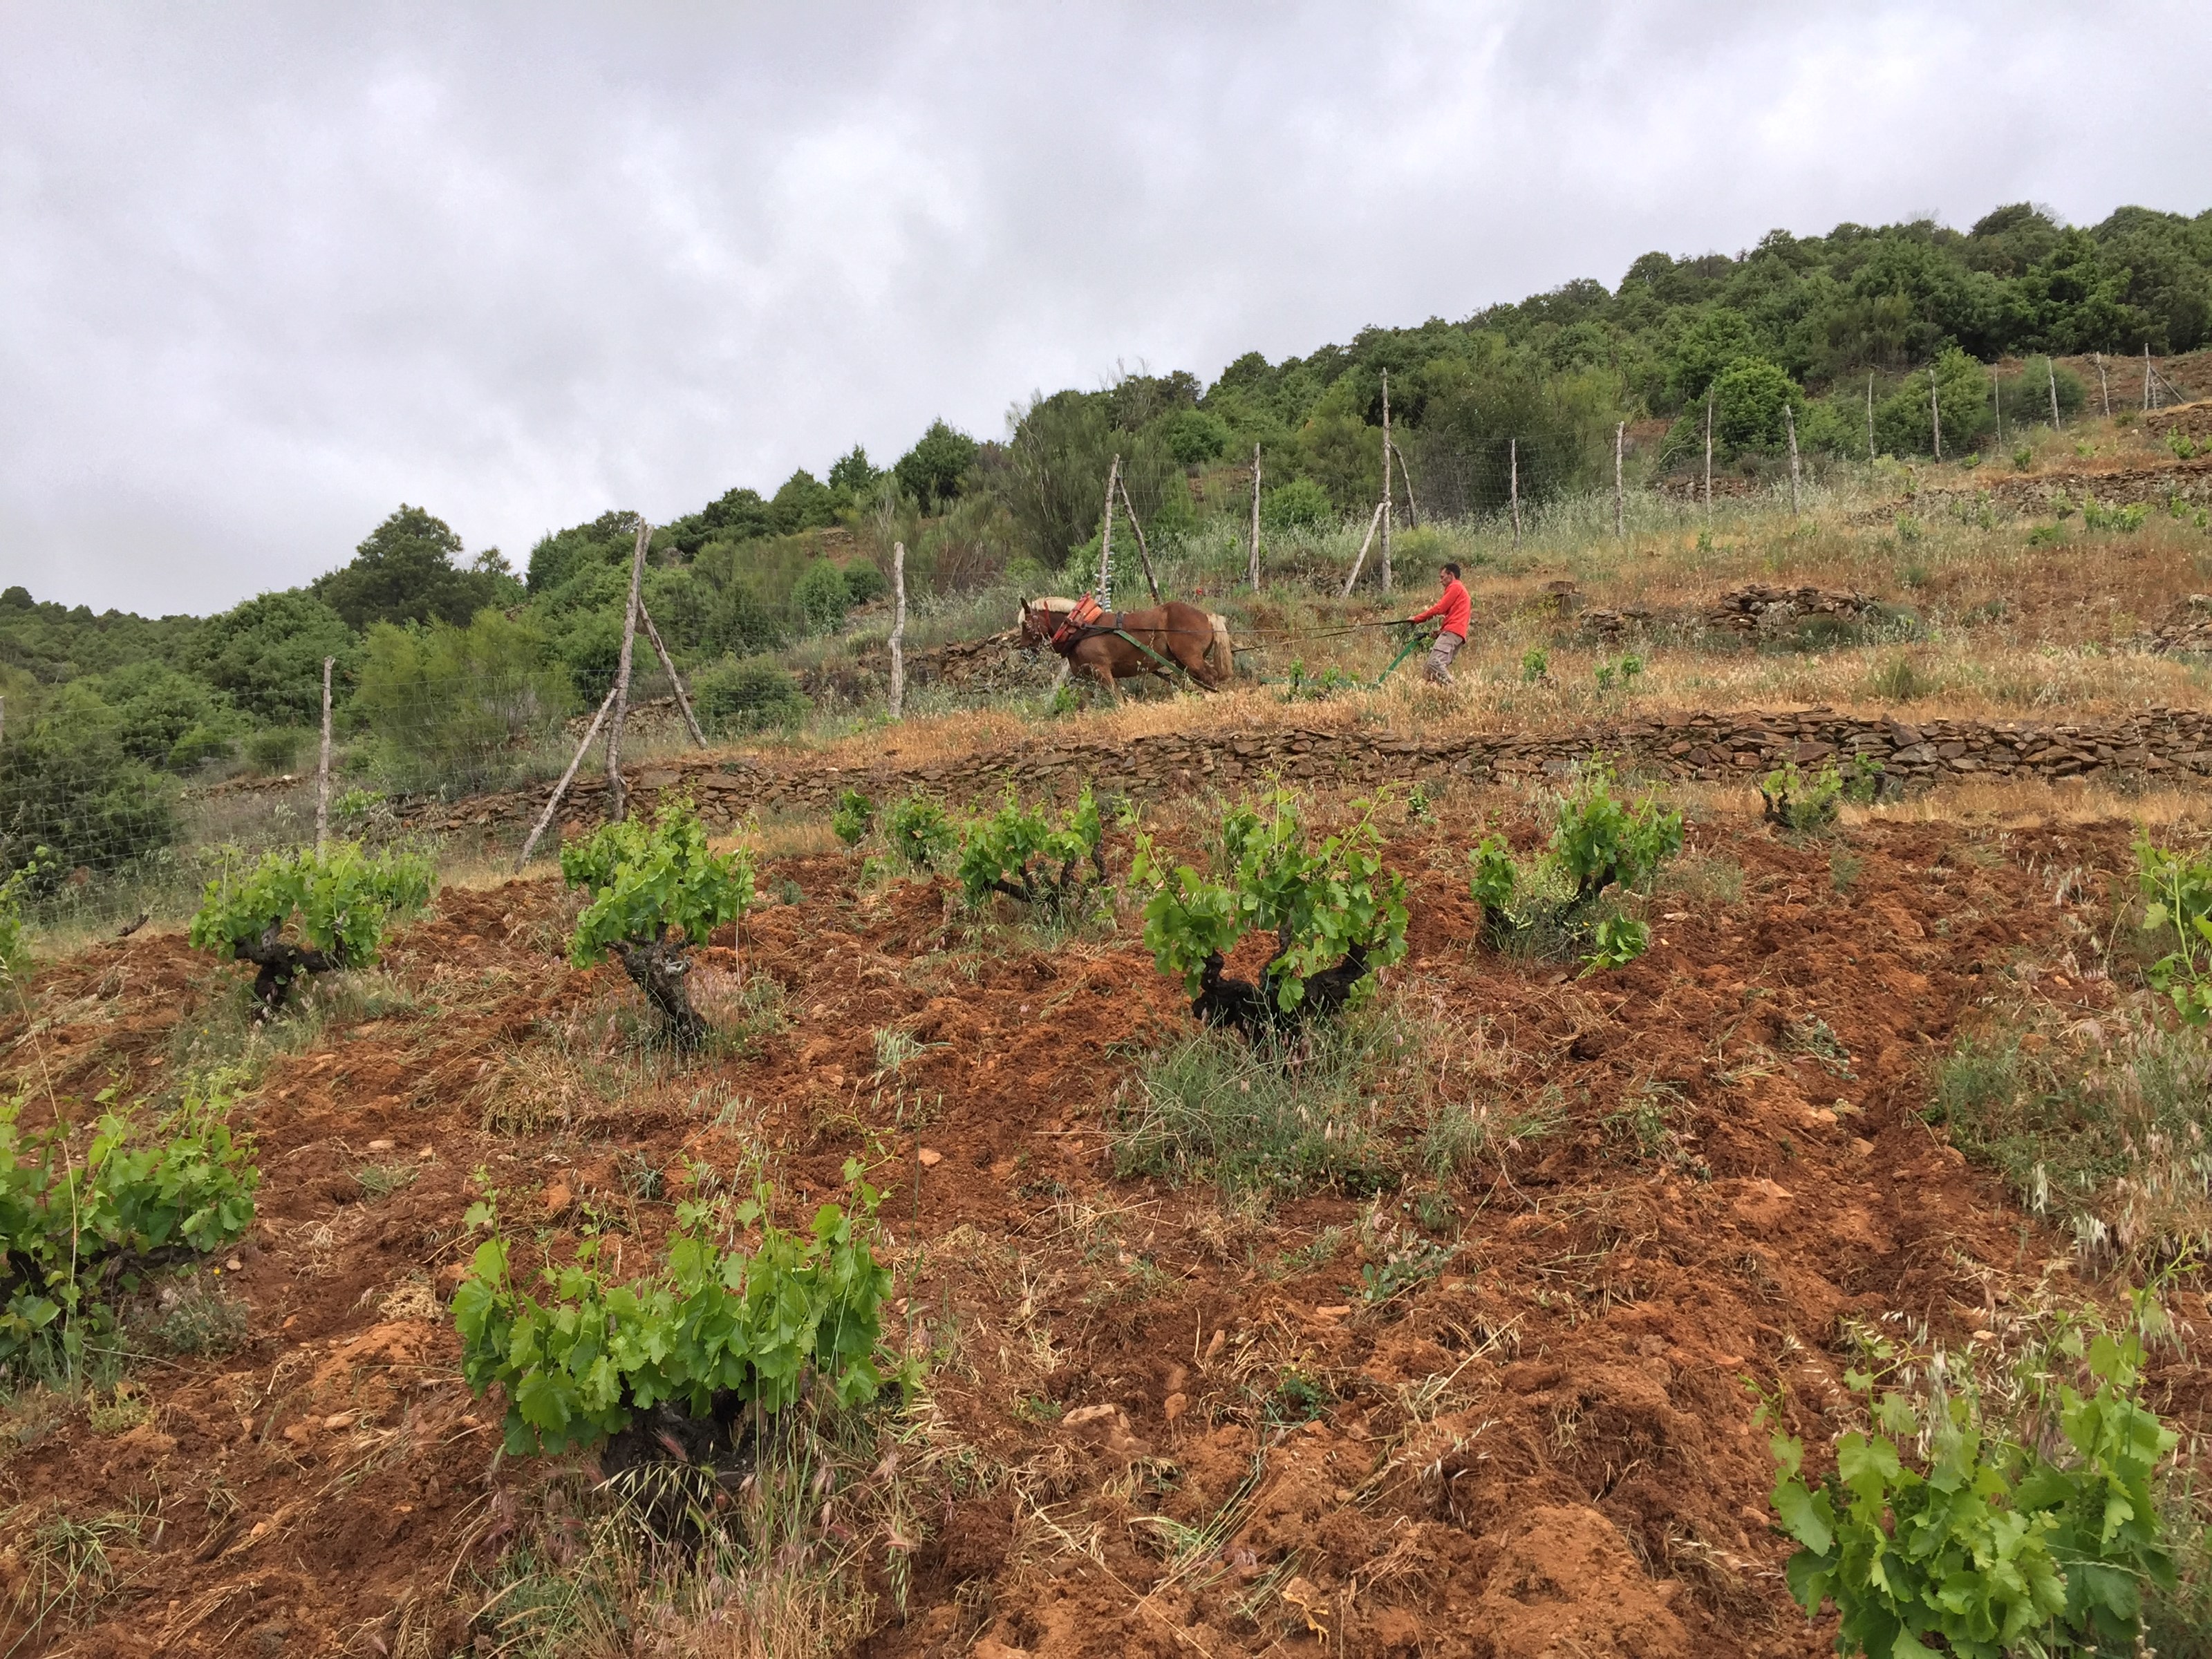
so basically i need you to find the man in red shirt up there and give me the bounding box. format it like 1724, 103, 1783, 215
1407, 562, 1471, 685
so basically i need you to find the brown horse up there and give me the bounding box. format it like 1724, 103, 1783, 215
1018, 597, 1231, 701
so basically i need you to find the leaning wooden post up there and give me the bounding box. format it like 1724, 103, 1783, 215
1990, 362, 2003, 448
1929, 366, 1942, 461
1247, 444, 1262, 592
1866, 373, 1876, 469
635, 600, 705, 748
1391, 440, 1421, 526
604, 518, 650, 823
1339, 499, 1387, 597
1613, 421, 1625, 539
1097, 454, 1119, 607
2144, 344, 2154, 412
1378, 370, 1394, 593
1116, 472, 1162, 603
2047, 356, 2062, 429
1509, 437, 1522, 548
515, 686, 618, 871
1702, 395, 1714, 518
888, 540, 908, 720
315, 656, 335, 851
1785, 403, 1801, 516
2095, 353, 2110, 418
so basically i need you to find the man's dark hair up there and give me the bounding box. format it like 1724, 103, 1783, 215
1442, 562, 1461, 579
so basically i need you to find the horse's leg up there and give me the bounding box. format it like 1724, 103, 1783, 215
1075, 644, 1119, 703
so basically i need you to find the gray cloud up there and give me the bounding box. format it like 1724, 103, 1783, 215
3, 1, 2204, 613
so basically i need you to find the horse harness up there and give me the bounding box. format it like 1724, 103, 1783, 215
1047, 594, 1200, 683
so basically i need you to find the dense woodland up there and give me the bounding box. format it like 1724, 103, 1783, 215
3, 198, 2209, 874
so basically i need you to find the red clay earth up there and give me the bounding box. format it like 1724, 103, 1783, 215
2, 800, 2204, 1658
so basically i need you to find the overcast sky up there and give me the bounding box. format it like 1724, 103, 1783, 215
3, 1, 2206, 617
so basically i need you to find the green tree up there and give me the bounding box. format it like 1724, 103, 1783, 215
1710, 357, 1805, 454
769, 469, 838, 534
187, 590, 355, 727
312, 505, 516, 630
826, 446, 882, 503
353, 610, 573, 789
790, 561, 851, 635
83, 661, 239, 772
894, 420, 979, 512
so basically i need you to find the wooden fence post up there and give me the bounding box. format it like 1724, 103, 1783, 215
516, 686, 619, 872
636, 601, 705, 747
2144, 344, 2154, 411
2095, 353, 2110, 418
1098, 454, 1119, 607
604, 518, 650, 823
2048, 356, 2061, 429
1703, 395, 1714, 518
888, 541, 907, 720
1391, 440, 1420, 527
1379, 370, 1393, 593
1930, 367, 1942, 461
1510, 437, 1522, 547
1866, 373, 1876, 469
315, 657, 334, 851
1340, 499, 1387, 597
1116, 472, 1162, 603
1785, 404, 1801, 516
1991, 362, 2003, 448
1613, 421, 1625, 539
1247, 444, 1262, 592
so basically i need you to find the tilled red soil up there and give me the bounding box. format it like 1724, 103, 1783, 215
1, 803, 2200, 1658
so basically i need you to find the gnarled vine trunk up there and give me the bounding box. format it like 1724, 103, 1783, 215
1191, 941, 1374, 1043
610, 939, 709, 1049
237, 926, 342, 1017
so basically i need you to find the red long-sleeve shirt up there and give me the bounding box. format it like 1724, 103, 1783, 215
1410, 579, 1470, 638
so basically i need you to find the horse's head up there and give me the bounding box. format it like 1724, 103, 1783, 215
1018, 597, 1073, 647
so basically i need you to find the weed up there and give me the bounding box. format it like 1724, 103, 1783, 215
353, 1161, 419, 1200
1420, 1088, 1564, 1176
1351, 1232, 1455, 1309
2012, 445, 2034, 471
144, 1273, 251, 1357
1869, 654, 1934, 702
1, 1501, 147, 1633
1593, 653, 1643, 693
1111, 1013, 1407, 1197
1519, 648, 1550, 684
1830, 847, 1865, 892
1266, 1369, 1331, 1425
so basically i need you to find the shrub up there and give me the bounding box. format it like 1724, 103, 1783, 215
563, 798, 753, 1048
885, 793, 955, 871
188, 842, 435, 1015
1770, 1322, 2182, 1656
0, 851, 42, 982
0, 722, 177, 877
831, 789, 874, 847
1160, 408, 1232, 466
1259, 476, 1333, 532
453, 1165, 903, 1455
243, 727, 306, 775
2137, 835, 2212, 1024
354, 609, 572, 790
1761, 755, 1884, 832
692, 657, 809, 737
791, 562, 852, 635
1470, 770, 1680, 973
1593, 653, 1643, 693
956, 784, 1107, 915
1132, 789, 1408, 1038
0, 1085, 259, 1371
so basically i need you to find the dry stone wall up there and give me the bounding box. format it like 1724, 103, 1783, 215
388, 704, 2212, 850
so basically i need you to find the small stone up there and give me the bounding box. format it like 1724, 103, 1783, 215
366, 1139, 395, 1152
917, 1148, 943, 1168
1163, 1392, 1188, 1425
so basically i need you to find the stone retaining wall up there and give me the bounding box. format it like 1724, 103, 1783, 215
390, 704, 2212, 847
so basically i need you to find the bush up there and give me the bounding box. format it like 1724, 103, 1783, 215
0, 1085, 259, 1371
1770, 1320, 2184, 1656
692, 657, 809, 737
1470, 770, 1680, 973
563, 798, 753, 1048
1760, 756, 1881, 832
453, 1165, 902, 1454
956, 784, 1107, 916
1161, 407, 1232, 466
1709, 357, 1805, 455
791, 562, 852, 635
354, 609, 573, 790
841, 561, 888, 606
187, 589, 356, 727
831, 789, 874, 847
885, 793, 955, 871
1259, 476, 1334, 531
0, 722, 177, 877
188, 842, 435, 1014
243, 727, 307, 775
1132, 790, 1408, 1038
0, 851, 43, 981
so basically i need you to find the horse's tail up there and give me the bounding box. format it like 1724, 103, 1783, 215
1204, 612, 1236, 684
